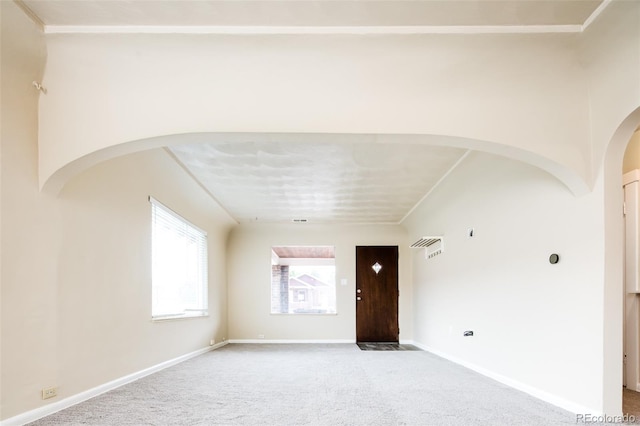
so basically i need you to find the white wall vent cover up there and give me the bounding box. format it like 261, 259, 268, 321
411, 236, 444, 259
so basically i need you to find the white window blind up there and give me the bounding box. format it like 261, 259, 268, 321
150, 197, 208, 320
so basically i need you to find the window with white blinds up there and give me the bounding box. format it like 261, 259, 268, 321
150, 197, 208, 320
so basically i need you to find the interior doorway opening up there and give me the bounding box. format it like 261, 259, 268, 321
623, 129, 640, 416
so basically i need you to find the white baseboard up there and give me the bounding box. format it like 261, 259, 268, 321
228, 339, 355, 344
411, 341, 599, 416
1, 342, 228, 426
228, 339, 413, 345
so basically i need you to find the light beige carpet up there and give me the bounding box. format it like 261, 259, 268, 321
28, 344, 577, 425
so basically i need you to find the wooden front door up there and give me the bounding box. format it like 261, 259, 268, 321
356, 246, 399, 343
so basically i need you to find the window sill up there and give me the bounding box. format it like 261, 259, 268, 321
152, 312, 209, 322
270, 312, 338, 316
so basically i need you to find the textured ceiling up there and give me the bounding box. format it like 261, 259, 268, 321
169, 141, 467, 224
21, 0, 602, 28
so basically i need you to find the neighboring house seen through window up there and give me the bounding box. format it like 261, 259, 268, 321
150, 197, 208, 320
271, 246, 336, 314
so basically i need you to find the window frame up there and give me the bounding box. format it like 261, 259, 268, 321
270, 246, 337, 315
150, 196, 208, 321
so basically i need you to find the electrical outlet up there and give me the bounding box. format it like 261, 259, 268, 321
209, 339, 215, 346
258, 334, 265, 339
42, 386, 58, 400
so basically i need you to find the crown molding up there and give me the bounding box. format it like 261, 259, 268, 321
582, 0, 613, 31
44, 24, 584, 35
13, 0, 44, 31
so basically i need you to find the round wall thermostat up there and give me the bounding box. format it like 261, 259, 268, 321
549, 254, 560, 264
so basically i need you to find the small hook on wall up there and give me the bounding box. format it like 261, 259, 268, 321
32, 81, 47, 94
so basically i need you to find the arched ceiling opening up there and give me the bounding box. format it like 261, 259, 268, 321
43, 132, 590, 225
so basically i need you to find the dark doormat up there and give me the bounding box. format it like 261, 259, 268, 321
357, 342, 422, 351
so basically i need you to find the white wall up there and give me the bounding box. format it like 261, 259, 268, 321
54, 149, 236, 398
1, 2, 236, 419
581, 0, 640, 178
402, 152, 604, 413
1, 1, 53, 418
37, 31, 591, 191
1, 143, 236, 421
227, 224, 411, 342
581, 0, 640, 414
